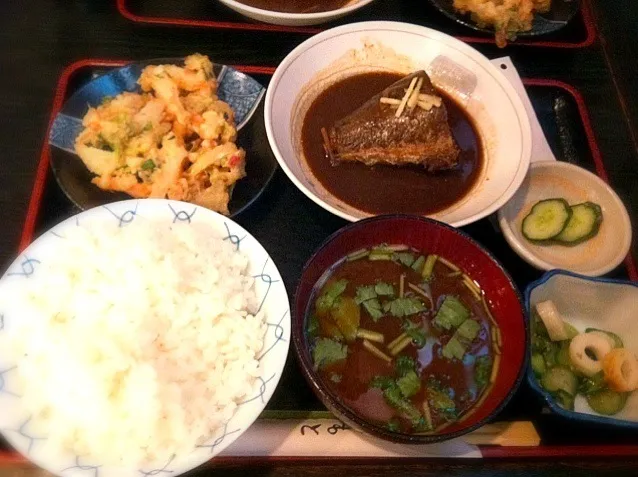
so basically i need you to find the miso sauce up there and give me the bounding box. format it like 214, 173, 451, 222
301, 72, 484, 215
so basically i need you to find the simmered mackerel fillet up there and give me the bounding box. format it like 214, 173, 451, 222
326, 71, 460, 171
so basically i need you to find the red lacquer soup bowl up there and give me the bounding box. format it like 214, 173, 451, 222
293, 214, 527, 444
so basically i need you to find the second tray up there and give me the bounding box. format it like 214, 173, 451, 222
117, 0, 597, 49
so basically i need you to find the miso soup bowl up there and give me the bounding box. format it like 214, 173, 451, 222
292, 214, 528, 444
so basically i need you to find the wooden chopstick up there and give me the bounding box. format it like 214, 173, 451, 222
463, 421, 540, 447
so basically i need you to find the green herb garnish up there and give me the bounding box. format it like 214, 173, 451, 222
411, 255, 425, 273
370, 375, 395, 390
402, 320, 428, 348
394, 252, 415, 267
330, 373, 342, 384
383, 386, 421, 421
374, 282, 395, 296
427, 386, 456, 421
355, 285, 377, 305
412, 415, 432, 432
383, 297, 427, 318
312, 338, 347, 370
395, 355, 416, 377
442, 336, 466, 360
475, 355, 492, 390
397, 370, 421, 398
362, 299, 383, 322
456, 319, 481, 341
386, 420, 400, 432
433, 296, 470, 330
354, 285, 384, 321
316, 279, 348, 316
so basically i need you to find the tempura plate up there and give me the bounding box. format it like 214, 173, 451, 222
48, 59, 276, 216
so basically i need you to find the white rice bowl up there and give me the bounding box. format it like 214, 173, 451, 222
0, 199, 289, 477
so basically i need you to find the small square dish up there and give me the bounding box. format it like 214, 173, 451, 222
525, 270, 638, 429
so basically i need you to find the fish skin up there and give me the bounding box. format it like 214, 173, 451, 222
327, 71, 460, 171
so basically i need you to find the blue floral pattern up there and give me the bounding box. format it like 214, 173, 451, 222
3, 417, 45, 455
7, 257, 40, 278
48, 61, 264, 154
61, 457, 101, 477
139, 455, 175, 477
0, 199, 290, 477
196, 423, 241, 455
168, 203, 197, 223
102, 201, 138, 227
223, 221, 247, 251
237, 373, 276, 406
0, 366, 18, 397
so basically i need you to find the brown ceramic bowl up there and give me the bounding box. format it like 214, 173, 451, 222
292, 214, 527, 444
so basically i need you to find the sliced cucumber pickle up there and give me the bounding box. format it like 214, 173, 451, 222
541, 366, 578, 396
578, 371, 607, 395
556, 342, 572, 369
522, 199, 572, 241
555, 202, 603, 245
554, 389, 575, 411
531, 353, 546, 376
586, 389, 628, 415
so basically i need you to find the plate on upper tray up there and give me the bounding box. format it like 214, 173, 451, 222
427, 0, 581, 45
215, 0, 377, 26
48, 58, 277, 217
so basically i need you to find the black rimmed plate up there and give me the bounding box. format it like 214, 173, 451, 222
427, 0, 581, 38
48, 59, 277, 217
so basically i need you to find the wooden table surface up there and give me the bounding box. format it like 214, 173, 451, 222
1, 0, 637, 475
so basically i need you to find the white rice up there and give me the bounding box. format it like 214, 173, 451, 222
3, 218, 266, 465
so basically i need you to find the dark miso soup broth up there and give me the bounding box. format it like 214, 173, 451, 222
306, 245, 498, 434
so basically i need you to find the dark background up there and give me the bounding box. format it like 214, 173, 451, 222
1, 0, 637, 475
